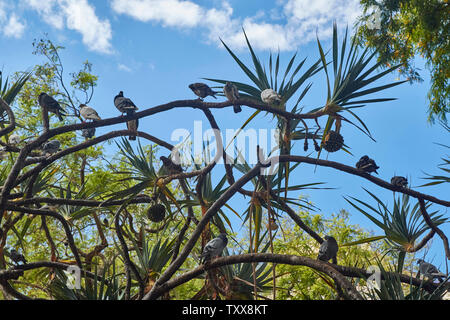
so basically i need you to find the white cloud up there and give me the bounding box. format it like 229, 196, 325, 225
111, 0, 203, 28
3, 13, 26, 38
60, 0, 113, 54
25, 0, 64, 29
110, 0, 363, 52
118, 63, 132, 72
25, 0, 113, 54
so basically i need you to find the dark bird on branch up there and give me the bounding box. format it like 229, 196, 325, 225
189, 83, 217, 100
391, 176, 408, 188
80, 104, 101, 121
127, 117, 139, 140
355, 155, 379, 174
417, 259, 447, 283
10, 249, 27, 265
38, 92, 66, 121
317, 235, 338, 263
160, 155, 183, 175
114, 91, 138, 115
41, 140, 61, 155
200, 233, 228, 264
81, 127, 96, 139
223, 82, 241, 113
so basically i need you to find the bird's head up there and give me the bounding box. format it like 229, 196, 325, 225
38, 92, 46, 99
188, 84, 194, 90
79, 104, 86, 109
118, 91, 124, 96
417, 259, 424, 264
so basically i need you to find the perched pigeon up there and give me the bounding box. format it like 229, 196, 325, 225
417, 259, 446, 282
114, 91, 138, 115
10, 249, 27, 265
160, 155, 182, 175
38, 92, 66, 121
356, 155, 379, 174
317, 235, 338, 263
41, 140, 61, 155
127, 117, 139, 140
81, 127, 96, 139
8, 133, 21, 145
391, 176, 408, 188
80, 104, 101, 121
189, 83, 217, 100
223, 82, 241, 113
200, 233, 228, 263
261, 88, 282, 105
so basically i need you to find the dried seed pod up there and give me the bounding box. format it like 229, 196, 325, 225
322, 130, 344, 153
147, 203, 166, 222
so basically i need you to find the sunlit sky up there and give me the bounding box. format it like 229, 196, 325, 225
0, 1, 448, 270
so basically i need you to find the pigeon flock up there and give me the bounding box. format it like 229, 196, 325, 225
2, 87, 446, 286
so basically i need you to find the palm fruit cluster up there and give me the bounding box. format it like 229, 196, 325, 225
147, 203, 166, 222
322, 130, 344, 153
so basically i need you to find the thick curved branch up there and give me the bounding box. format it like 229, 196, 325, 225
0, 97, 16, 138
278, 155, 450, 207
418, 198, 450, 259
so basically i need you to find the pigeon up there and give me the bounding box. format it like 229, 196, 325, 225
38, 92, 66, 121
189, 83, 217, 100
356, 155, 379, 174
8, 133, 21, 145
114, 91, 138, 115
317, 235, 339, 263
160, 155, 183, 175
79, 104, 101, 121
391, 176, 408, 188
223, 82, 241, 113
261, 88, 282, 105
200, 233, 228, 263
417, 259, 447, 282
41, 140, 61, 155
10, 249, 27, 265
81, 127, 96, 139
127, 117, 139, 140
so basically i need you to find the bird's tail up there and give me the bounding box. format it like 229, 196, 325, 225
233, 105, 242, 113
56, 110, 64, 122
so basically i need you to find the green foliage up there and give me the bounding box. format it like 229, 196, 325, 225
355, 0, 449, 123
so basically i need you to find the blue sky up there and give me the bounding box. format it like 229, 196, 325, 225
0, 1, 448, 269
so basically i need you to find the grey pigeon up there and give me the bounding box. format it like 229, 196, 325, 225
189, 83, 217, 100
160, 155, 182, 175
80, 104, 101, 121
8, 133, 21, 145
223, 82, 241, 113
38, 92, 66, 121
114, 91, 138, 115
356, 155, 379, 174
81, 127, 96, 139
391, 176, 408, 188
127, 117, 139, 140
417, 259, 446, 282
317, 235, 338, 263
41, 140, 61, 155
261, 88, 282, 105
10, 249, 27, 265
200, 233, 228, 263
